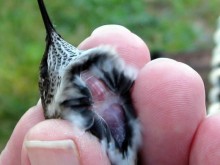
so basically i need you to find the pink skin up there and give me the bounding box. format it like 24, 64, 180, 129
81, 71, 126, 145
81, 71, 106, 102
0, 24, 217, 165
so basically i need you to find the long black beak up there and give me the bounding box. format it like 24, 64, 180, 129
37, 0, 55, 39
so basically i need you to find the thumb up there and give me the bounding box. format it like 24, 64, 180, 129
21, 120, 110, 165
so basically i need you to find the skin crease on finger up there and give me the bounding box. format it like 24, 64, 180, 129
132, 58, 206, 165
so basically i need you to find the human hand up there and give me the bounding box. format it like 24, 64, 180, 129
0, 25, 217, 165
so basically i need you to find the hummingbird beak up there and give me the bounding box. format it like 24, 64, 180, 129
37, 0, 55, 39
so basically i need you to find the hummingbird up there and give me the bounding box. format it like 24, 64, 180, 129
37, 0, 141, 164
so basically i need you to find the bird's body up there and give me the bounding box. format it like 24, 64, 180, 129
37, 0, 141, 164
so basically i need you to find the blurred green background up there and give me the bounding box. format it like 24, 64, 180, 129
0, 0, 219, 151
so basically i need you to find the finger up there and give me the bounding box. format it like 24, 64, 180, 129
0, 101, 44, 165
78, 24, 150, 69
21, 120, 111, 165
190, 115, 220, 165
132, 58, 206, 164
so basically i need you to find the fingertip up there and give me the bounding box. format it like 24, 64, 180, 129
190, 115, 220, 165
78, 24, 150, 69
132, 58, 206, 164
133, 58, 206, 114
21, 120, 110, 165
78, 25, 132, 49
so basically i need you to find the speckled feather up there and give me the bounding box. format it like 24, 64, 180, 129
37, 0, 141, 164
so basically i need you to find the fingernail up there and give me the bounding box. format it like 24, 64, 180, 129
25, 140, 80, 165
91, 25, 131, 36
37, 99, 41, 106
